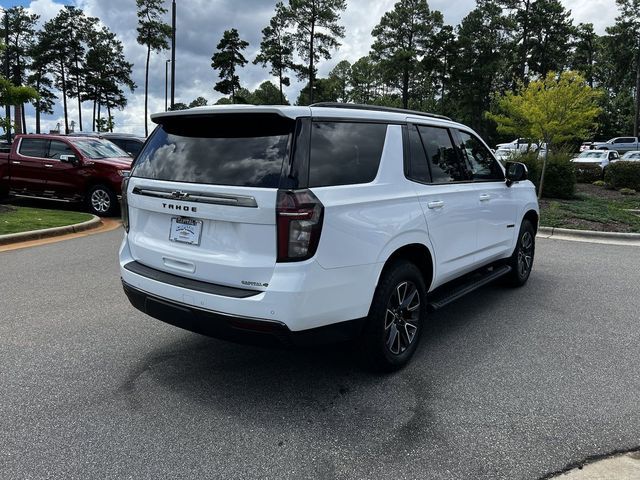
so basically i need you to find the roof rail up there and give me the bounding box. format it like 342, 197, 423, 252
309, 102, 452, 121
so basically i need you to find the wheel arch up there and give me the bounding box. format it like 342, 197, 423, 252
523, 209, 539, 234
377, 242, 435, 293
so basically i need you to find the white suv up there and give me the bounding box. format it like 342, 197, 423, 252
119, 104, 538, 370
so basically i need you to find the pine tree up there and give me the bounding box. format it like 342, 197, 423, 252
211, 29, 249, 103
254, 2, 294, 104
371, 0, 444, 109
287, 0, 347, 104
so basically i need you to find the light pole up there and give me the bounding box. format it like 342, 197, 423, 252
170, 0, 176, 109
165, 60, 171, 111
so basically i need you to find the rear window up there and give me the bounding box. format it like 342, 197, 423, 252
132, 114, 293, 188
309, 122, 387, 187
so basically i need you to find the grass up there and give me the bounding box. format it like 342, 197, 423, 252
0, 206, 93, 235
539, 184, 640, 233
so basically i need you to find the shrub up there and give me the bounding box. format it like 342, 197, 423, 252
519, 151, 576, 199
575, 163, 603, 183
592, 180, 606, 187
619, 188, 637, 195
604, 161, 640, 190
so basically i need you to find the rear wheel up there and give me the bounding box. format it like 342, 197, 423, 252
504, 219, 535, 287
360, 260, 427, 372
86, 184, 117, 217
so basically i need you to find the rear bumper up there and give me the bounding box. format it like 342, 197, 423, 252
119, 235, 379, 331
122, 281, 364, 347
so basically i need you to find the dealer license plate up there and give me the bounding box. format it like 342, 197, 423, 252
169, 217, 203, 245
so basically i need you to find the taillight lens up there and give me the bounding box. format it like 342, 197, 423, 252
276, 189, 324, 262
121, 176, 130, 233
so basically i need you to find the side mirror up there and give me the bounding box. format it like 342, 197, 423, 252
505, 161, 527, 186
60, 154, 78, 165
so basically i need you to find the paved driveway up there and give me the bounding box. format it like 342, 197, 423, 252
1, 228, 638, 479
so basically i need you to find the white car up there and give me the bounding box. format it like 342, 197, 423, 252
619, 151, 640, 162
496, 138, 545, 152
571, 150, 619, 168
119, 103, 539, 370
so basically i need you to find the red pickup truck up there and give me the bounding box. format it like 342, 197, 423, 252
0, 134, 132, 216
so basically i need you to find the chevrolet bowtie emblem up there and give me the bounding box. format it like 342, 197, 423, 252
171, 191, 189, 199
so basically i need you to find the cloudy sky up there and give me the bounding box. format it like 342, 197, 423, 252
1, 0, 620, 136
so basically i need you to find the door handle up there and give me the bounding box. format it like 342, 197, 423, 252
44, 164, 53, 168
427, 200, 445, 209
10, 160, 20, 165
479, 194, 491, 202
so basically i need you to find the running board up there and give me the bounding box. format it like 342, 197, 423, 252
427, 265, 512, 311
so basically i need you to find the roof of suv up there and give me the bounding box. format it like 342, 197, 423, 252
150, 103, 459, 128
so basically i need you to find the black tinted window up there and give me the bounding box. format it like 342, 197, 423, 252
407, 125, 430, 183
309, 122, 387, 187
417, 126, 468, 182
48, 140, 75, 159
457, 130, 504, 181
132, 114, 293, 187
19, 138, 48, 158
125, 140, 143, 157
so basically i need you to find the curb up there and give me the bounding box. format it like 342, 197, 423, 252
538, 226, 640, 246
0, 215, 102, 246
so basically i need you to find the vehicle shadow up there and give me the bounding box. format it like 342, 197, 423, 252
115, 279, 541, 458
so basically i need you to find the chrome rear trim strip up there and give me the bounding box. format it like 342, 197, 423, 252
132, 186, 258, 208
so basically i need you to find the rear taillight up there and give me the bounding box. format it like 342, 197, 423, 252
121, 176, 130, 233
276, 189, 324, 262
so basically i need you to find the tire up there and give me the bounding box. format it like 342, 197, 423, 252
504, 219, 535, 287
360, 260, 428, 372
86, 184, 117, 217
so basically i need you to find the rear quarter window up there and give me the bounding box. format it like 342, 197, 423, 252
309, 122, 387, 187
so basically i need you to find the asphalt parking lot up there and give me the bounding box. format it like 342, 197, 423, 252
1, 227, 639, 479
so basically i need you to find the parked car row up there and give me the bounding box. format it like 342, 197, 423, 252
0, 132, 145, 216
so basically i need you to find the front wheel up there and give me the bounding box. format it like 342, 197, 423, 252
504, 219, 535, 287
360, 260, 427, 372
86, 185, 117, 217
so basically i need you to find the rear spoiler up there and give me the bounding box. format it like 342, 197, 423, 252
151, 105, 310, 123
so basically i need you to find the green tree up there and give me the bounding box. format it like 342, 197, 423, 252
371, 0, 444, 109
570, 23, 598, 88
211, 28, 249, 103
288, 0, 347, 104
85, 26, 135, 132
527, 0, 574, 76
27, 35, 57, 134
449, 0, 512, 139
252, 81, 289, 105
349, 56, 380, 104
254, 2, 294, 104
328, 60, 351, 102
487, 71, 601, 198
136, 0, 171, 136
607, 0, 640, 137
2, 6, 38, 134
188, 96, 208, 108
296, 77, 339, 105
169, 102, 188, 110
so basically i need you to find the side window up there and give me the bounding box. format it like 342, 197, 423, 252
609, 151, 618, 160
457, 130, 504, 181
125, 140, 143, 157
18, 138, 48, 158
48, 140, 75, 159
309, 121, 387, 187
407, 125, 430, 183
417, 125, 468, 183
